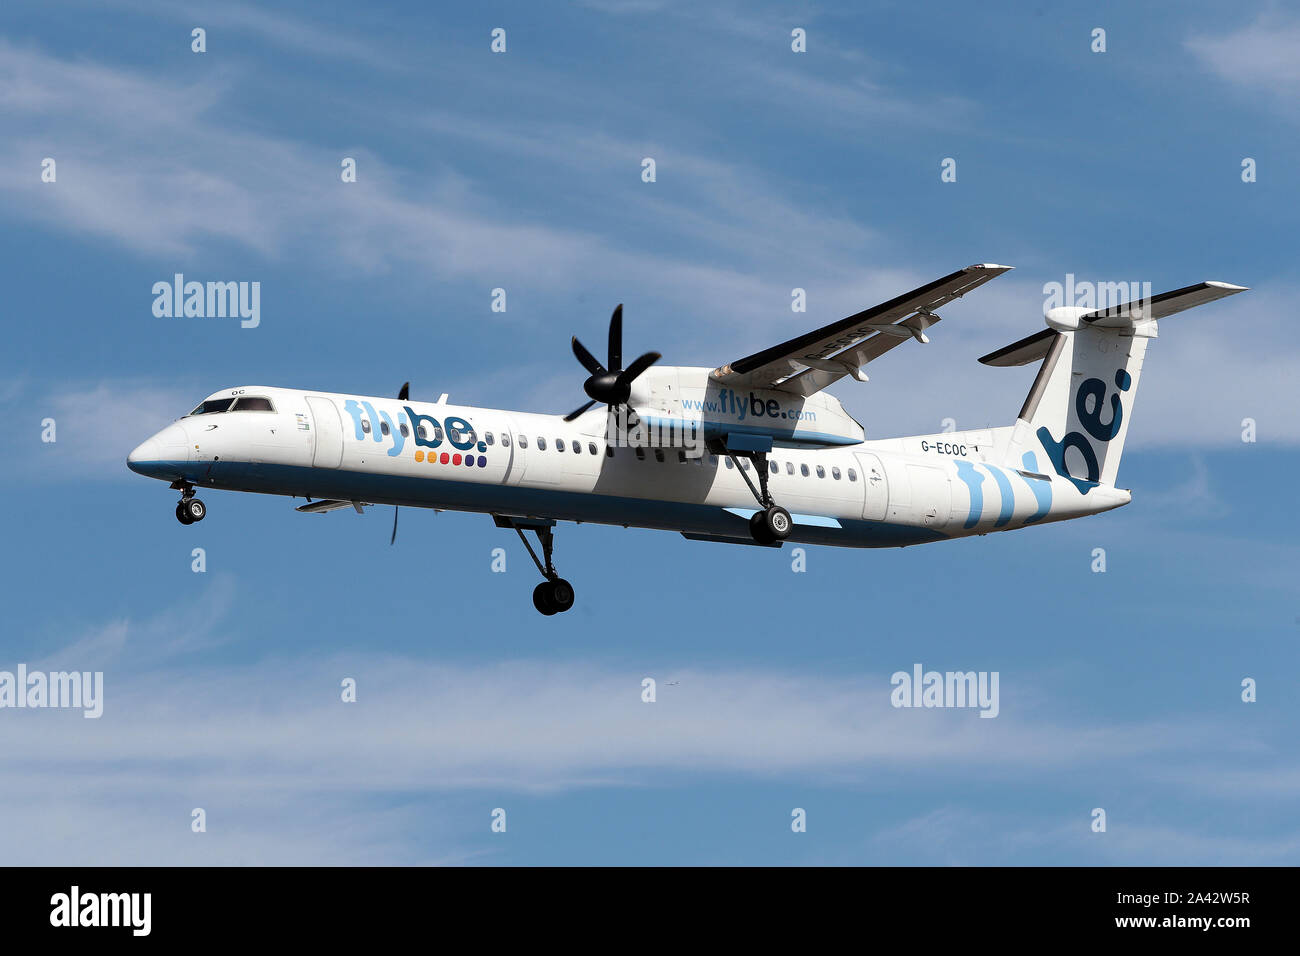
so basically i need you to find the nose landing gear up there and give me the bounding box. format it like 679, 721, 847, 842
172, 483, 207, 524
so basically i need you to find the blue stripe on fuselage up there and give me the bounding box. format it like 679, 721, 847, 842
127, 459, 944, 549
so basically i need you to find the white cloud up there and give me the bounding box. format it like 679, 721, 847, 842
1, 40, 1294, 456
0, 581, 1292, 864
1, 379, 197, 482
1187, 14, 1300, 97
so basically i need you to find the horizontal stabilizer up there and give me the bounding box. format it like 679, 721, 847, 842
979, 328, 1056, 367
1084, 280, 1248, 327
980, 280, 1248, 365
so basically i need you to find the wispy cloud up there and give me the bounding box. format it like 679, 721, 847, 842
0, 587, 1288, 862
1187, 14, 1300, 99
0, 379, 196, 481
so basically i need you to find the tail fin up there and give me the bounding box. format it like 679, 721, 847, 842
980, 281, 1247, 491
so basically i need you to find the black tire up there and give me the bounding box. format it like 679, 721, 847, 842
175, 502, 194, 525
749, 511, 775, 544
184, 498, 206, 522
548, 578, 575, 613
764, 505, 792, 539
532, 582, 558, 616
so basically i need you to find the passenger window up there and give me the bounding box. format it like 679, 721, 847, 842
399, 423, 409, 438
800, 464, 810, 477
231, 396, 274, 412
832, 466, 841, 480
380, 421, 390, 436
417, 424, 429, 440
708, 455, 718, 467
361, 419, 371, 434
589, 443, 597, 455
537, 437, 547, 451
556, 438, 565, 452
786, 461, 794, 475
518, 435, 528, 449
485, 432, 494, 445
724, 457, 734, 469
635, 447, 645, 460
848, 468, 857, 481
769, 461, 778, 474
654, 449, 664, 462
501, 434, 510, 447
677, 450, 686, 463
433, 425, 444, 442
816, 465, 826, 478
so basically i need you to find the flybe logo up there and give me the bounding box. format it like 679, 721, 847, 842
681, 389, 817, 423
342, 401, 489, 467
1038, 368, 1130, 493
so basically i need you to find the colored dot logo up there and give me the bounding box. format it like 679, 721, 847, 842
415, 449, 489, 467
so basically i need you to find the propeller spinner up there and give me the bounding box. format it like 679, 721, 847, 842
564, 305, 661, 422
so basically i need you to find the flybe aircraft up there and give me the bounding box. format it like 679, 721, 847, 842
128, 264, 1246, 615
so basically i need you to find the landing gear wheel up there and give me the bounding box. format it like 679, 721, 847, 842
175, 502, 194, 525
532, 578, 575, 615
532, 583, 558, 616
182, 498, 206, 523
764, 505, 791, 540
547, 578, 575, 613
749, 511, 774, 544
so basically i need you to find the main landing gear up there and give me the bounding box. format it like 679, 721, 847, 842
495, 516, 575, 615
721, 446, 791, 545
172, 481, 207, 525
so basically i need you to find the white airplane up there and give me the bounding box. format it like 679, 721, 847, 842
128, 264, 1246, 615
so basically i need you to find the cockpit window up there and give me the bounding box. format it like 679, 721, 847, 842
231, 396, 275, 412
188, 398, 234, 416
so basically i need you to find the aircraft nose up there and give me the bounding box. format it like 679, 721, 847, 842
127, 438, 161, 472
126, 423, 191, 477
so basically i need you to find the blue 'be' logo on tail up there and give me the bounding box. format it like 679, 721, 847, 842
1037, 368, 1130, 493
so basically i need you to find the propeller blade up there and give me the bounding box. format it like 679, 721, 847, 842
390, 505, 399, 545
563, 400, 598, 422
616, 351, 661, 388
607, 304, 623, 372
571, 337, 606, 377
398, 382, 409, 401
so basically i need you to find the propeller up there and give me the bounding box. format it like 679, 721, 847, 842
564, 304, 661, 422
391, 382, 410, 544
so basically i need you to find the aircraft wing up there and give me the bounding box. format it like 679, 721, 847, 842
710, 264, 1012, 397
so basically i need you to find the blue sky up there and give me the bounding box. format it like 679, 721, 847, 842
1, 0, 1297, 864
